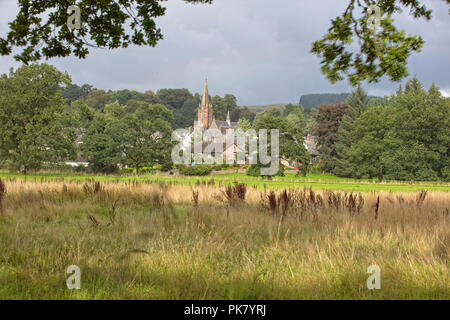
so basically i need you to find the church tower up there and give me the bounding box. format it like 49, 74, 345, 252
198, 78, 214, 129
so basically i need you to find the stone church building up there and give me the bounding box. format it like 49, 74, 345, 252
188, 79, 246, 163
194, 79, 238, 134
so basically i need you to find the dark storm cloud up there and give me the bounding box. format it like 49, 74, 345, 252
0, 0, 449, 104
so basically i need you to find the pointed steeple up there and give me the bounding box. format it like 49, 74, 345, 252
201, 77, 209, 107
226, 110, 231, 125
197, 77, 214, 129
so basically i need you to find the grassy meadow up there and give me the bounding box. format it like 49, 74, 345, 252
0, 176, 448, 299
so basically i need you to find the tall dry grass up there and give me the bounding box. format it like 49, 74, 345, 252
0, 178, 448, 299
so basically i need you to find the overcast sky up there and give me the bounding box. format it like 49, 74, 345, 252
0, 0, 449, 105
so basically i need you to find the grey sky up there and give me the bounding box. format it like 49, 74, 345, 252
0, 0, 449, 105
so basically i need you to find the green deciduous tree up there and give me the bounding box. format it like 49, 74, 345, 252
81, 101, 175, 173
381, 79, 449, 181
67, 99, 96, 135
339, 78, 449, 182
0, 0, 213, 63
345, 105, 390, 181
109, 103, 175, 172
0, 63, 76, 173
155, 88, 201, 129
84, 89, 113, 111
173, 95, 201, 129
62, 83, 93, 104
211, 94, 238, 120
157, 88, 193, 110
82, 88, 162, 113
285, 105, 307, 130
81, 111, 121, 173
284, 104, 302, 116
311, 0, 450, 85
253, 109, 310, 176
233, 107, 256, 123
237, 118, 252, 131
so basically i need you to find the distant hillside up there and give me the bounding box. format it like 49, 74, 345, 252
299, 93, 350, 109
243, 103, 287, 114
299, 93, 382, 109
243, 94, 383, 114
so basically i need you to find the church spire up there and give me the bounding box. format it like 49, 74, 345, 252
198, 77, 214, 129
201, 77, 209, 107
226, 110, 231, 125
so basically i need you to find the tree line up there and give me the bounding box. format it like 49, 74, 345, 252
0, 63, 257, 174
1, 63, 448, 181
63, 81, 255, 129
312, 80, 450, 181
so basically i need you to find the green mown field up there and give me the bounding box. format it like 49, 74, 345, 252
0, 171, 449, 193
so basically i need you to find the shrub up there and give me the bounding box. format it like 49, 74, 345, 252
89, 163, 119, 174
309, 164, 322, 175
442, 166, 450, 182
41, 162, 75, 172
74, 165, 88, 173
180, 164, 213, 176
120, 167, 135, 175
139, 167, 156, 174
246, 164, 285, 177
159, 162, 173, 172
